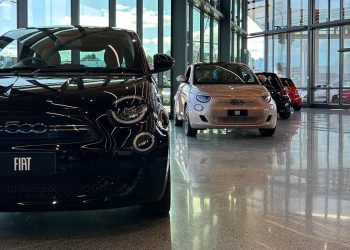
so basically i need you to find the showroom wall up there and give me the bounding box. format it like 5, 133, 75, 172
248, 0, 350, 108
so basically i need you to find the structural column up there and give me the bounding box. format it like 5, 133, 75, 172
170, 0, 188, 116
219, 0, 231, 62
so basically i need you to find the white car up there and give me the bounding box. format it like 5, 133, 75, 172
174, 63, 278, 137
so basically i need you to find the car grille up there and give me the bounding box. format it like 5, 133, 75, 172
211, 116, 266, 125
0, 175, 111, 200
0, 115, 98, 144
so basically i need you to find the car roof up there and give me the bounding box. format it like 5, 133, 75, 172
3, 26, 136, 39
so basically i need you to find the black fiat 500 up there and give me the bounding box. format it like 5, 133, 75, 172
0, 26, 174, 216
256, 72, 291, 119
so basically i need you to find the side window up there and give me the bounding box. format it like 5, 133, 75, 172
0, 40, 18, 68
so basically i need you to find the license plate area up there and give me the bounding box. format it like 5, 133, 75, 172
228, 110, 248, 117
0, 152, 56, 176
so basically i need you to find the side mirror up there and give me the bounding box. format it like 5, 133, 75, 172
258, 75, 267, 84
176, 75, 188, 83
151, 53, 175, 74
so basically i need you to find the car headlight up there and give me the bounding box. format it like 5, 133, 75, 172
196, 95, 211, 103
110, 96, 148, 124
262, 95, 272, 103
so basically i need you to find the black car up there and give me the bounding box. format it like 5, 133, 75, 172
0, 26, 174, 216
256, 72, 291, 119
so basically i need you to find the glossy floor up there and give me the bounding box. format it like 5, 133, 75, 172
1, 109, 350, 250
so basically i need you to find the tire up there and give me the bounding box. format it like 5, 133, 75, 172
259, 127, 276, 136
279, 110, 291, 119
174, 112, 183, 126
184, 106, 197, 137
293, 104, 302, 111
142, 174, 171, 217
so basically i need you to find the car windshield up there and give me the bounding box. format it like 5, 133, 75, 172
194, 65, 245, 84
0, 27, 145, 74
222, 64, 259, 84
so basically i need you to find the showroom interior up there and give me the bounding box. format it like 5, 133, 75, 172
0, 0, 350, 249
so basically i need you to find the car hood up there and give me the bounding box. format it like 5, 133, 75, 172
0, 75, 151, 111
190, 84, 269, 97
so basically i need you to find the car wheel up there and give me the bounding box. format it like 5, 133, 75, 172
279, 110, 291, 119
174, 112, 183, 126
184, 106, 197, 137
293, 104, 302, 111
142, 174, 170, 217
259, 127, 276, 136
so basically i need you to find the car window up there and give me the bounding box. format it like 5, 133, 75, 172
194, 65, 244, 84
225, 65, 258, 83
0, 27, 144, 73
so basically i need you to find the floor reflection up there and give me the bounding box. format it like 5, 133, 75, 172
170, 109, 350, 249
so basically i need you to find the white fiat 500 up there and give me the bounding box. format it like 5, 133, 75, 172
174, 63, 277, 137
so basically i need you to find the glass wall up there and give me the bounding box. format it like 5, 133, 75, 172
247, 0, 266, 32
314, 28, 340, 105
0, 0, 16, 36
161, 0, 172, 111
269, 34, 287, 77
28, 0, 71, 26
269, 0, 288, 30
315, 0, 329, 23
143, 1, 158, 66
203, 14, 210, 62
344, 0, 350, 19
213, 20, 219, 62
80, 0, 109, 26
247, 36, 264, 72
193, 8, 201, 63
290, 0, 308, 26
248, 0, 350, 107
343, 26, 350, 106
116, 0, 136, 31
290, 31, 308, 100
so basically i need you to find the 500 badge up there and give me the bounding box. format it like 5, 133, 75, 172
0, 122, 48, 134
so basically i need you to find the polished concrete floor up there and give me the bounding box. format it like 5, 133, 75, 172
0, 108, 350, 250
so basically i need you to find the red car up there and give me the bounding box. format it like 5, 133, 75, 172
280, 78, 302, 111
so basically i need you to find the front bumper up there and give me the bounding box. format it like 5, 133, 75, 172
0, 138, 169, 212
188, 100, 277, 129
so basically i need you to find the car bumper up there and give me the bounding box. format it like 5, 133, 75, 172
0, 141, 169, 212
188, 104, 277, 129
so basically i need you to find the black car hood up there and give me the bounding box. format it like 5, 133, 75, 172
0, 75, 152, 112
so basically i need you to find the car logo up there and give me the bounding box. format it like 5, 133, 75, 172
230, 100, 245, 105
14, 157, 32, 171
1, 122, 48, 134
